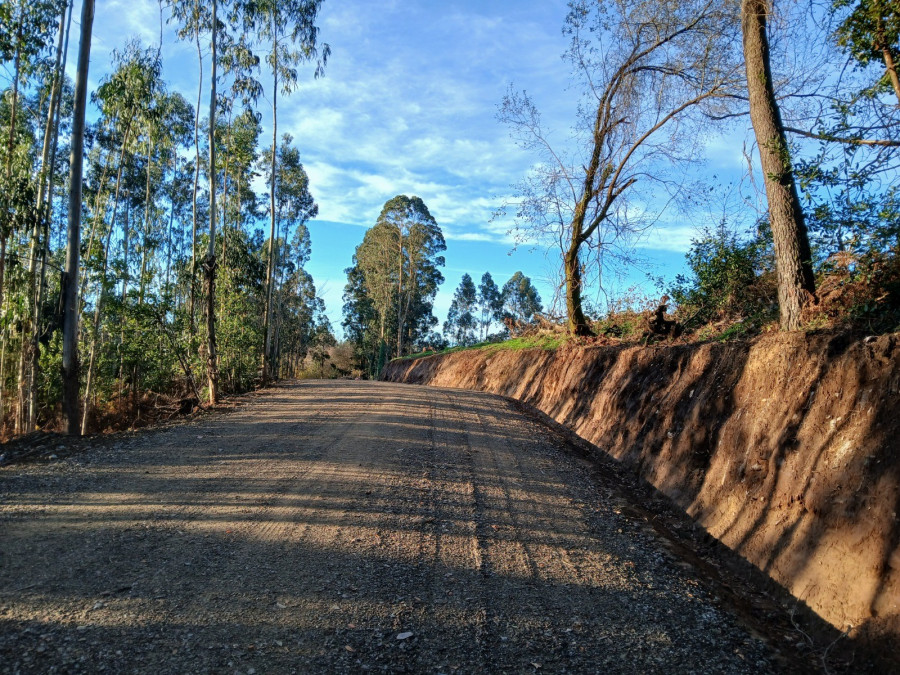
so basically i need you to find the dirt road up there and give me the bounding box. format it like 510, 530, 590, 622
1, 380, 786, 673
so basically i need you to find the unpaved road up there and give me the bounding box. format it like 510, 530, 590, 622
1, 381, 795, 673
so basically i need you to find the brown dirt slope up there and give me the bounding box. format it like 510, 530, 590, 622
382, 332, 900, 649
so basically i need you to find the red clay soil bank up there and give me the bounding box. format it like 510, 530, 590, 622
382, 332, 900, 644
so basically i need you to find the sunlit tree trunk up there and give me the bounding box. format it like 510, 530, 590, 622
1, 13, 24, 319
189, 19, 203, 337
204, 0, 219, 405
263, 22, 279, 385
62, 0, 95, 435
139, 141, 153, 305
30, 0, 74, 430
742, 0, 815, 330
22, 4, 69, 431
81, 214, 116, 435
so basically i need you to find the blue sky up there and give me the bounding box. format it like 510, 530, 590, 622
70, 0, 755, 335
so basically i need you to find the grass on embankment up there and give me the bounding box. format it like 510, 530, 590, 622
396, 332, 571, 362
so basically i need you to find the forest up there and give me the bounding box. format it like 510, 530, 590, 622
1, 0, 898, 438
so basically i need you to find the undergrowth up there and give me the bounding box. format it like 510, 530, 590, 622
393, 246, 900, 365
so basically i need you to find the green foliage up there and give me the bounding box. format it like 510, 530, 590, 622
500, 271, 543, 326
669, 222, 776, 328
795, 112, 900, 259
444, 273, 478, 346
476, 271, 503, 340
832, 0, 900, 86
344, 195, 446, 376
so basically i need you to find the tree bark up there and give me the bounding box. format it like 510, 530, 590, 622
1, 14, 24, 320
189, 19, 203, 337
263, 24, 279, 385
881, 44, 900, 106
205, 0, 219, 406
62, 0, 95, 435
30, 0, 74, 430
741, 0, 815, 331
139, 141, 153, 304
564, 239, 591, 336
22, 4, 68, 432
81, 214, 116, 435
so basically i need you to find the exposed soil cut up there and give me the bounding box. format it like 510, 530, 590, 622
382, 332, 900, 664
0, 380, 855, 673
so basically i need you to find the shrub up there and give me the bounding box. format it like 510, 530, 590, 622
669, 222, 776, 330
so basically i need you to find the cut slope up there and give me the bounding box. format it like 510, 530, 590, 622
383, 332, 900, 647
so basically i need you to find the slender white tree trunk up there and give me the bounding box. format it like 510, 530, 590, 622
62, 0, 95, 435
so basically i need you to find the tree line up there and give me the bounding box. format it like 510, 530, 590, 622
1, 0, 333, 436
442, 271, 543, 347
341, 194, 548, 374
3, 0, 897, 434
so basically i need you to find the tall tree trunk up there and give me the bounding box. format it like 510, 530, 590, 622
81, 127, 132, 428
396, 235, 404, 357
22, 4, 68, 432
33, 8, 67, 226
0, 295, 9, 430
189, 21, 203, 336
564, 238, 591, 336
119, 201, 130, 393
881, 44, 900, 106
204, 0, 219, 405
81, 216, 115, 435
165, 186, 175, 292
139, 141, 153, 304
741, 0, 815, 331
30, 0, 74, 431
1, 15, 24, 320
263, 27, 278, 385
62, 0, 95, 435
121, 196, 130, 303
81, 121, 127, 302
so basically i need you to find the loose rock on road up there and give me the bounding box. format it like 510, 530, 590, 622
1, 380, 781, 673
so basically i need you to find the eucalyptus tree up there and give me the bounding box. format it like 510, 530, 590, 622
501, 272, 543, 326
377, 195, 445, 356
477, 272, 502, 340
1, 0, 66, 313
205, 0, 220, 405
353, 195, 445, 360
140, 91, 194, 302
169, 0, 211, 333
354, 219, 398, 350
216, 106, 260, 271
237, 0, 329, 382
61, 0, 94, 434
24, 0, 72, 431
444, 274, 477, 346
500, 0, 744, 335
80, 42, 160, 433
259, 133, 317, 381
342, 261, 380, 376
271, 225, 326, 376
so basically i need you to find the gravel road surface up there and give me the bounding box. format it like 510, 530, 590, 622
1, 380, 789, 673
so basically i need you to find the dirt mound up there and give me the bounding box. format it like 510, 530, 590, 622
383, 332, 900, 650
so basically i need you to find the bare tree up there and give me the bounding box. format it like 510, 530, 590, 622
500, 0, 743, 335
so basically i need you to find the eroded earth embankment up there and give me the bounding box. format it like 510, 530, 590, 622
382, 332, 900, 647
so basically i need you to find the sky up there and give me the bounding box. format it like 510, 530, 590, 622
67, 0, 755, 336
